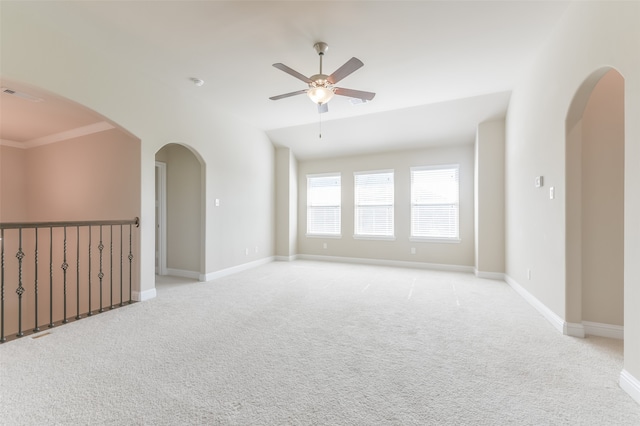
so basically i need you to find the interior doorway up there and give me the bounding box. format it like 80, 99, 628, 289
154, 143, 204, 281
566, 68, 625, 339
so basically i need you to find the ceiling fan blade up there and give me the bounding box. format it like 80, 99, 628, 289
334, 87, 376, 101
327, 57, 364, 84
269, 89, 307, 101
273, 63, 313, 84
318, 103, 329, 114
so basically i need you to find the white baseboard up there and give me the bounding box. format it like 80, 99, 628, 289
504, 274, 565, 334
132, 287, 157, 302
620, 369, 640, 404
474, 269, 505, 280
275, 255, 298, 262
583, 321, 624, 340
297, 254, 474, 273
166, 268, 201, 280
564, 322, 586, 338
201, 256, 274, 282
504, 276, 626, 341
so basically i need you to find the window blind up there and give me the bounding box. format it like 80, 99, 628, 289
307, 174, 341, 236
354, 171, 394, 237
410, 165, 459, 240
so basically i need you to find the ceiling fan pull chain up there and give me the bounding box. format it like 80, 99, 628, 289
319, 110, 322, 139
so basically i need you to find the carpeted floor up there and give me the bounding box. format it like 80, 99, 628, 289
1, 260, 638, 425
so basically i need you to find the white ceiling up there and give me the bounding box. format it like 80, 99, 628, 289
0, 1, 571, 160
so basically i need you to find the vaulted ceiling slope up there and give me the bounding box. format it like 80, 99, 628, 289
0, 1, 571, 159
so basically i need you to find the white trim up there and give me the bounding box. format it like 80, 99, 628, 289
564, 322, 586, 338
306, 234, 342, 239
0, 139, 24, 148
410, 237, 461, 244
201, 257, 274, 282
504, 274, 565, 334
474, 270, 505, 280
132, 288, 157, 302
353, 168, 394, 176
353, 235, 396, 241
275, 255, 298, 262
31, 121, 115, 148
297, 254, 474, 273
166, 268, 201, 280
620, 369, 640, 405
583, 321, 624, 340
155, 162, 167, 276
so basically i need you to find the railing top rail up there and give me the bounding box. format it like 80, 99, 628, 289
0, 217, 139, 230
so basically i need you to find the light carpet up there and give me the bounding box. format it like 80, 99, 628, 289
1, 260, 638, 425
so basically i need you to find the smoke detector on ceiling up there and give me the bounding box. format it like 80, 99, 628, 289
1, 87, 43, 102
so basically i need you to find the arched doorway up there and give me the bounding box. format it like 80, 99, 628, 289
154, 143, 205, 283
566, 68, 625, 339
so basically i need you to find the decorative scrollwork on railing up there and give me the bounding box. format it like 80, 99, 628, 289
0, 218, 139, 342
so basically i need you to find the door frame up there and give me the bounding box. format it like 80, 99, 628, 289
155, 161, 167, 275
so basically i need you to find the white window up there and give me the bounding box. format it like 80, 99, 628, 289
307, 173, 341, 236
354, 170, 394, 239
410, 165, 460, 241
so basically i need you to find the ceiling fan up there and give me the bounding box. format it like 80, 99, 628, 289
269, 42, 376, 113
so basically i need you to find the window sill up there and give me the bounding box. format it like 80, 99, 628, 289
353, 235, 396, 241
306, 234, 342, 239
410, 237, 461, 244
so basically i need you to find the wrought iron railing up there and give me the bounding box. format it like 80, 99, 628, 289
0, 218, 139, 342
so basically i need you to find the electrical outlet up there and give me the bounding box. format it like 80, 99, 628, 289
323, 243, 328, 249
411, 247, 416, 255
245, 248, 249, 255
527, 269, 532, 280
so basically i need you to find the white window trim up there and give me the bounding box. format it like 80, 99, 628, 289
306, 172, 342, 238
410, 164, 460, 242
353, 235, 396, 241
353, 169, 395, 239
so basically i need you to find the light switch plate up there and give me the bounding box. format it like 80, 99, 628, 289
550, 186, 555, 199
535, 176, 543, 188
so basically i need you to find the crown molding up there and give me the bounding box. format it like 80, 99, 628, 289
0, 121, 115, 150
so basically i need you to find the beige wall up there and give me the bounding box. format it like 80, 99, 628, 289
475, 119, 505, 275
580, 70, 624, 326
25, 129, 140, 222
275, 147, 298, 259
0, 146, 28, 221
505, 0, 640, 387
298, 145, 474, 267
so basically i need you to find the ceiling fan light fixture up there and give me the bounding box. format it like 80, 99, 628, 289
307, 85, 335, 105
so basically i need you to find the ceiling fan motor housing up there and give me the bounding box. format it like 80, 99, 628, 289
314, 42, 329, 56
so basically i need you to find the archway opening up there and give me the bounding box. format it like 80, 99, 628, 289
154, 143, 205, 285
566, 68, 625, 339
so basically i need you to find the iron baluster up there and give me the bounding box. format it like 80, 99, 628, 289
120, 225, 123, 307
34, 228, 39, 332
88, 226, 92, 316
48, 227, 54, 328
1, 229, 5, 342
128, 224, 133, 304
110, 225, 114, 309
76, 226, 81, 320
98, 225, 104, 312
16, 228, 25, 337
62, 227, 69, 323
